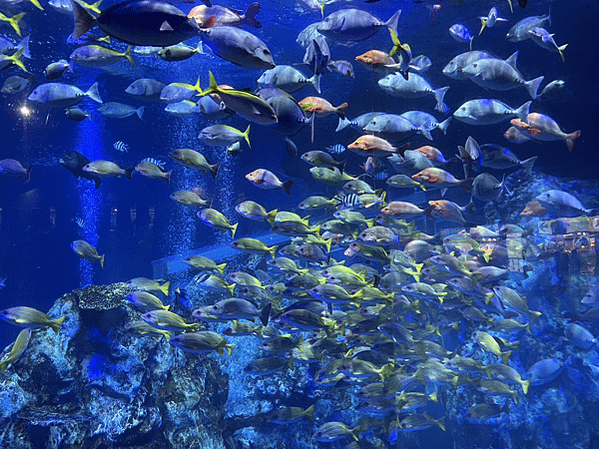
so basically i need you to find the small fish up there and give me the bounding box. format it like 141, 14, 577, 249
0, 328, 32, 373
113, 141, 129, 152
83, 161, 134, 179
126, 277, 169, 295
327, 60, 354, 78
479, 7, 508, 36
449, 24, 473, 50
246, 169, 295, 195
0, 306, 65, 333
71, 240, 104, 267
326, 144, 346, 154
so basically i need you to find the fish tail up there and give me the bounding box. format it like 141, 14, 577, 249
319, 2, 325, 19
6, 12, 25, 37
226, 344, 236, 356
304, 404, 315, 421
266, 209, 278, 227
99, 253, 105, 268
438, 116, 452, 134
525, 76, 543, 99
323, 238, 332, 254
70, 0, 96, 39
337, 159, 347, 174
25, 165, 32, 183
123, 45, 135, 66
199, 71, 217, 97
335, 103, 348, 119
136, 106, 145, 120
85, 82, 102, 103
124, 167, 134, 180
515, 100, 531, 121
521, 156, 537, 176
435, 416, 446, 432
164, 170, 172, 184
241, 2, 262, 29
388, 28, 401, 57
89, 0, 102, 14
385, 9, 402, 37
50, 316, 65, 334
500, 350, 512, 365
210, 162, 221, 179
0, 361, 7, 373
192, 75, 202, 94
259, 302, 271, 326
230, 222, 238, 239
469, 36, 473, 51
565, 129, 581, 152
216, 263, 227, 276
309, 73, 321, 94
479, 18, 487, 35
227, 283, 236, 296
268, 245, 278, 260
433, 86, 450, 113
282, 178, 295, 196
204, 198, 213, 209
29, 0, 44, 10
335, 116, 351, 132
17, 36, 30, 59
6, 45, 29, 73
160, 281, 170, 296
558, 44, 567, 63
243, 124, 251, 148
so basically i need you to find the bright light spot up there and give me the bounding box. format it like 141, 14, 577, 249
19, 105, 31, 117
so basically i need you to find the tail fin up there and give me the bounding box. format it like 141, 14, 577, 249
521, 156, 537, 176
50, 316, 66, 334
86, 82, 102, 103
558, 44, 567, 63
479, 17, 488, 36
17, 36, 31, 59
230, 222, 238, 238
124, 167, 134, 180
123, 45, 135, 66
3, 12, 25, 37
29, 0, 44, 10
136, 106, 145, 120
433, 86, 450, 113
243, 124, 251, 148
241, 2, 262, 28
335, 102, 348, 119
70, 0, 96, 40
438, 116, 452, 134
336, 116, 351, 132
515, 101, 531, 121
385, 9, 401, 36
309, 73, 321, 94
87, 0, 102, 13
282, 178, 295, 196
2, 45, 29, 73
210, 161, 221, 178
216, 262, 227, 276
99, 253, 105, 268
268, 245, 279, 260
266, 209, 278, 227
259, 302, 271, 326
525, 76, 543, 99
164, 170, 172, 183
566, 130, 581, 152
421, 128, 433, 141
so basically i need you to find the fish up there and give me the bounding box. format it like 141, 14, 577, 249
479, 7, 507, 36
188, 3, 261, 28
327, 60, 354, 78
534, 190, 591, 217
268, 405, 314, 425
135, 160, 171, 183
170, 190, 211, 208
316, 8, 401, 42
125, 78, 167, 102
480, 144, 537, 174
70, 44, 135, 68
528, 27, 567, 62
449, 24, 474, 50
325, 144, 347, 154
230, 238, 278, 259
0, 159, 31, 181
303, 35, 330, 79
454, 99, 531, 126
246, 169, 294, 195
198, 124, 250, 148
505, 10, 551, 42
378, 72, 449, 113
539, 80, 565, 98
141, 310, 199, 332
82, 161, 134, 179
198, 208, 238, 237
98, 102, 144, 120
158, 42, 204, 61
0, 329, 32, 373
113, 141, 129, 152
301, 151, 346, 172
471, 173, 510, 202
348, 135, 407, 158
257, 65, 320, 94
199, 25, 275, 69
198, 72, 277, 125
44, 59, 72, 80
510, 113, 581, 152
27, 82, 103, 108
235, 200, 277, 225
168, 148, 220, 178
0, 306, 65, 333
126, 291, 169, 312
195, 298, 271, 326
69, 0, 206, 47
0, 12, 25, 37
71, 240, 104, 267
170, 331, 235, 356
442, 50, 496, 80
59, 151, 102, 188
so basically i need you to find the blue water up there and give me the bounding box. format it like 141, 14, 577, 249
0, 0, 598, 446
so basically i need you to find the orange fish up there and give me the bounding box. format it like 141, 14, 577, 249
299, 96, 348, 119
348, 135, 408, 157
412, 167, 471, 190
381, 201, 427, 219
427, 200, 471, 225
520, 200, 546, 217
413, 145, 449, 165
355, 50, 395, 73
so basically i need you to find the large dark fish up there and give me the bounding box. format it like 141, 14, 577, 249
69, 0, 213, 47
59, 151, 102, 188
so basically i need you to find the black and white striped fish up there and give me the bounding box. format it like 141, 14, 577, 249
141, 158, 165, 169
113, 141, 129, 152
75, 217, 85, 229
326, 144, 346, 155
335, 192, 363, 210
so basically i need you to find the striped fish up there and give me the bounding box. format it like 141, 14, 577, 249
335, 192, 363, 210
113, 141, 129, 152
141, 158, 165, 169
76, 217, 85, 229
325, 144, 346, 155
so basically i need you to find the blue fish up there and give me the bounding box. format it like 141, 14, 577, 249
449, 24, 474, 50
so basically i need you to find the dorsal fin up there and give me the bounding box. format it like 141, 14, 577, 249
160, 21, 174, 31
505, 51, 518, 68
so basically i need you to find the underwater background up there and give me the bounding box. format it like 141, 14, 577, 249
1, 0, 599, 447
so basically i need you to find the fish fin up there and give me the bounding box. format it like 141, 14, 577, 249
421, 128, 433, 141
335, 102, 348, 119
17, 36, 30, 59
525, 76, 543, 99
99, 254, 105, 268
337, 159, 347, 174
259, 302, 271, 326
388, 28, 401, 57
558, 44, 567, 63
124, 168, 134, 180
50, 316, 65, 333
282, 178, 295, 196
266, 209, 278, 227
515, 101, 531, 121
123, 45, 135, 66
438, 116, 452, 134
241, 2, 262, 29
268, 245, 278, 260
433, 86, 450, 113
309, 73, 321, 94
521, 156, 537, 176
505, 51, 519, 69
566, 130, 581, 152
479, 18, 487, 35
385, 9, 402, 37
336, 116, 351, 132
164, 170, 172, 184
160, 20, 174, 31
230, 222, 238, 239
6, 12, 25, 37
70, 0, 96, 39
85, 82, 102, 103
210, 162, 221, 179
136, 106, 145, 120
